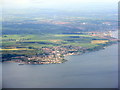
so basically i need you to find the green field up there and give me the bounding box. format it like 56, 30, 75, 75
2, 34, 109, 49
54, 34, 93, 37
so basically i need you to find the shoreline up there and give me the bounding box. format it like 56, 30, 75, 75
2, 42, 118, 65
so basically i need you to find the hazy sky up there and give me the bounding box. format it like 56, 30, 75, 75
2, 0, 119, 10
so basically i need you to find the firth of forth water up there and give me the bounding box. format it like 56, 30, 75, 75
2, 44, 118, 88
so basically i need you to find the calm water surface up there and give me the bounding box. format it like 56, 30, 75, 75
0, 63, 2, 89
2, 44, 118, 88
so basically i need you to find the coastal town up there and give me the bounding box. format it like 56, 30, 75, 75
4, 45, 84, 65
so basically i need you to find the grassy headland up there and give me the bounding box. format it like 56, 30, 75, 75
1, 32, 118, 64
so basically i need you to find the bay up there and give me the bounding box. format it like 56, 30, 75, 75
0, 63, 2, 89
2, 44, 118, 88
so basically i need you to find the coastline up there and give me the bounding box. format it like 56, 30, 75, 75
2, 41, 118, 65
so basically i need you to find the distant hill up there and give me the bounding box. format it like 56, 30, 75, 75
2, 23, 82, 34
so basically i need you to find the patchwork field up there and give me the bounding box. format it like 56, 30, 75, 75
2, 33, 107, 49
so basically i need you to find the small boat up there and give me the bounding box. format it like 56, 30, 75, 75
18, 63, 24, 65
